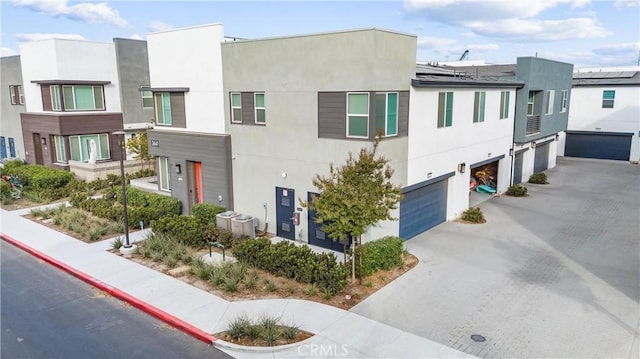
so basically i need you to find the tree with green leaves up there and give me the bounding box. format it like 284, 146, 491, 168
304, 137, 403, 282
126, 131, 150, 170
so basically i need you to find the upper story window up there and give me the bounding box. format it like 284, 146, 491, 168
254, 93, 266, 124
347, 92, 369, 138
154, 93, 172, 125
141, 88, 153, 108
545, 90, 555, 115
561, 90, 568, 113
500, 91, 510, 119
473, 91, 486, 123
437, 92, 453, 128
231, 93, 242, 123
375, 92, 398, 137
527, 91, 535, 115
48, 84, 105, 111
602, 90, 615, 108
9, 85, 24, 105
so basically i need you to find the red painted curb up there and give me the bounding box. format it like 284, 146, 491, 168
1, 233, 217, 345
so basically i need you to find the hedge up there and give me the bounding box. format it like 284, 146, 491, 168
151, 215, 209, 248
357, 236, 404, 277
232, 238, 348, 294
71, 186, 181, 226
1, 161, 74, 201
192, 203, 226, 225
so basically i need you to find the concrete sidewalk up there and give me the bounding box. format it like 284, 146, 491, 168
0, 206, 472, 359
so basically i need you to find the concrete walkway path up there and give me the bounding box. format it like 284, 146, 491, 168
1, 205, 471, 358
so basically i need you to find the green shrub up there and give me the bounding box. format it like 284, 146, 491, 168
226, 315, 251, 340
528, 172, 548, 184
461, 207, 485, 223
354, 236, 404, 277
5, 164, 75, 201
232, 238, 348, 294
111, 236, 124, 250
1, 180, 14, 204
0, 159, 25, 175
151, 215, 207, 248
192, 203, 226, 225
505, 184, 528, 197
205, 226, 236, 249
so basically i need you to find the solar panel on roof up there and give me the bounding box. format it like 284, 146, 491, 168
573, 71, 637, 79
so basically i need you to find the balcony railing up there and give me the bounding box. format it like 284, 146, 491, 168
526, 115, 541, 135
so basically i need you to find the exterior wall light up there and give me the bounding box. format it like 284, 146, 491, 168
175, 164, 181, 174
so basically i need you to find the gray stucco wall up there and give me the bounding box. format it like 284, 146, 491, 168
114, 38, 154, 127
147, 129, 233, 214
0, 56, 26, 160
221, 29, 416, 242
514, 57, 574, 143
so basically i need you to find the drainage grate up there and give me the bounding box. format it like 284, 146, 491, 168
470, 334, 486, 342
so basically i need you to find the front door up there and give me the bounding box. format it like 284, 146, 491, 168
32, 133, 43, 164
307, 192, 347, 252
187, 161, 203, 213
275, 187, 295, 240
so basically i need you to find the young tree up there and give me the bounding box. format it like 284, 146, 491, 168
305, 137, 403, 282
126, 131, 150, 170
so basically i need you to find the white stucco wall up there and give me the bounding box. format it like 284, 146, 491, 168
560, 85, 640, 162
19, 39, 121, 113
147, 24, 226, 134
408, 87, 516, 219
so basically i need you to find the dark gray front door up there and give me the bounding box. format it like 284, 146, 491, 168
307, 192, 347, 253
513, 152, 524, 184
534, 142, 549, 173
399, 179, 448, 240
276, 187, 295, 240
565, 131, 632, 161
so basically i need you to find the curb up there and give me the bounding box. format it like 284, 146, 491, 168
1, 233, 217, 345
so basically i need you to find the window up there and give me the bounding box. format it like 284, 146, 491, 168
254, 93, 265, 124
54, 136, 67, 163
527, 91, 535, 115
158, 157, 171, 191
602, 90, 615, 108
8, 138, 15, 158
68, 134, 110, 162
141, 89, 153, 108
545, 90, 555, 115
9, 85, 24, 105
473, 91, 486, 123
347, 93, 369, 138
500, 91, 510, 119
154, 93, 172, 125
231, 93, 242, 123
62, 85, 104, 111
375, 92, 398, 136
50, 86, 62, 111
437, 92, 453, 128
561, 90, 568, 113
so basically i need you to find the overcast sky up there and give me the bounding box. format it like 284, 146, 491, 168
1, 0, 638, 68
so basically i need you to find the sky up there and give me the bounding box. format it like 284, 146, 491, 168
1, 0, 639, 68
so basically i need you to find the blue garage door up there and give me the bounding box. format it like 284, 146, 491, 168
399, 178, 448, 240
565, 131, 632, 161
534, 142, 549, 173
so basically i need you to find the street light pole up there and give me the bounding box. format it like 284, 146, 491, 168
112, 131, 131, 249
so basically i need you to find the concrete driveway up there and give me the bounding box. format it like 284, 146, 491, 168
352, 157, 639, 358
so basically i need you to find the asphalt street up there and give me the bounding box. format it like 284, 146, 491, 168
1, 241, 233, 359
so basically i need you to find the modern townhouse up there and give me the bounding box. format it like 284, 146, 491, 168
444, 58, 574, 184
143, 24, 525, 248
558, 67, 640, 163
406, 65, 521, 239
1, 55, 26, 161
17, 38, 152, 179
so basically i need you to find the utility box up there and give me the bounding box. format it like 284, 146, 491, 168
231, 215, 257, 238
216, 211, 239, 231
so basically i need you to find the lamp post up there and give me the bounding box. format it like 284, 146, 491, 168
112, 130, 135, 254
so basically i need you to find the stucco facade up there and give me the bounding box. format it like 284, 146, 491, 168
0, 56, 26, 161
221, 29, 416, 244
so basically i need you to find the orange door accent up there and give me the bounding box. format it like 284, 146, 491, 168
194, 162, 203, 203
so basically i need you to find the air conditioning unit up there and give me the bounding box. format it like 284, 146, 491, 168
216, 211, 239, 231
231, 215, 257, 238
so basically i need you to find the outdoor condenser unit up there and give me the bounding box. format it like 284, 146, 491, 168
231, 215, 257, 238
216, 211, 239, 231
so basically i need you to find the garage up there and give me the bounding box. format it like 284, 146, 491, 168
399, 173, 452, 240
513, 149, 526, 184
565, 131, 632, 161
534, 140, 551, 173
